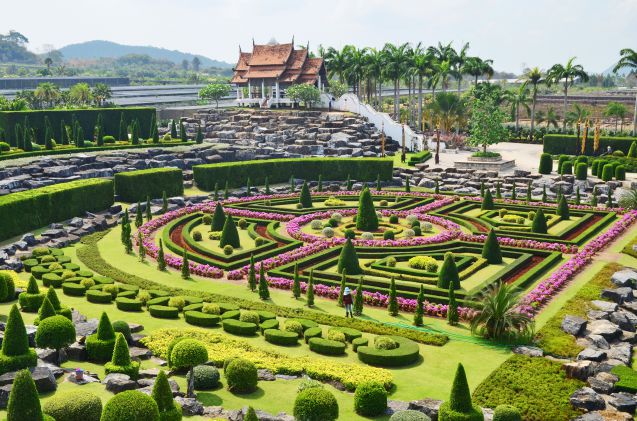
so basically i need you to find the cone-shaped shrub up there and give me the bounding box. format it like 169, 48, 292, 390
556, 196, 570, 220
247, 255, 257, 292
152, 370, 182, 421
511, 184, 516, 200
157, 239, 166, 271
337, 270, 347, 306
220, 215, 241, 248
354, 277, 364, 316
437, 253, 460, 290
435, 180, 440, 194
86, 311, 116, 362
356, 187, 378, 231
601, 164, 614, 181
246, 177, 251, 196
258, 264, 270, 300
388, 277, 398, 316
447, 284, 459, 326
438, 363, 483, 421
591, 187, 598, 206
538, 153, 553, 174
531, 208, 548, 234
481, 230, 502, 264
346, 174, 352, 190
306, 270, 315, 307
135, 202, 143, 228
481, 189, 494, 210
413, 285, 424, 326
7, 369, 45, 421
575, 163, 588, 180
19, 276, 44, 312
181, 249, 190, 279
495, 182, 501, 199
405, 176, 410, 192
0, 305, 37, 374
299, 180, 313, 208
211, 203, 226, 231
337, 239, 362, 275
541, 185, 547, 202
224, 181, 229, 199
105, 333, 139, 379
146, 196, 152, 221
575, 186, 581, 205
45, 286, 61, 310
37, 296, 56, 323
244, 406, 258, 421
629, 141, 637, 158
292, 263, 301, 299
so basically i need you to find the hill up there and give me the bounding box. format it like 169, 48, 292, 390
59, 40, 232, 68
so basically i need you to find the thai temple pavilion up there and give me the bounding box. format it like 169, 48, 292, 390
231, 38, 328, 107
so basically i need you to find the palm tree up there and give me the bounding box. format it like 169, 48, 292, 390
44, 57, 53, 73
92, 83, 112, 107
463, 57, 493, 86
469, 282, 534, 341
547, 57, 589, 130
412, 49, 434, 130
69, 83, 92, 106
535, 107, 559, 129
452, 42, 470, 92
428, 42, 455, 92
324, 47, 349, 83
504, 82, 531, 132
429, 92, 463, 134
604, 102, 629, 132
565, 104, 591, 127
522, 67, 545, 140
613, 48, 637, 136
343, 46, 369, 98
382, 43, 410, 119
33, 82, 60, 108
364, 48, 384, 110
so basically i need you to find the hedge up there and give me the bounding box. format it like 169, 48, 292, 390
407, 150, 432, 166
86, 289, 112, 304
147, 296, 170, 306
193, 158, 394, 190
352, 337, 369, 352
222, 319, 258, 336
304, 327, 323, 344
0, 178, 114, 242
42, 273, 63, 288
543, 134, 637, 155
357, 336, 420, 367
308, 337, 347, 356
0, 107, 156, 146
612, 365, 637, 393
43, 389, 102, 421
148, 305, 179, 319
114, 168, 184, 202
115, 297, 144, 312
259, 319, 279, 333
329, 327, 362, 342
62, 282, 86, 296
221, 309, 241, 320
264, 329, 299, 346
184, 310, 220, 327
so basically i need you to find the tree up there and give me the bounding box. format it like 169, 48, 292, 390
337, 270, 347, 306
246, 177, 251, 196
179, 120, 187, 141
211, 203, 226, 231
299, 180, 313, 208
388, 277, 398, 316
0, 304, 37, 373
170, 120, 178, 138
265, 176, 271, 194
59, 119, 67, 145
137, 231, 146, 262
557, 196, 570, 220
469, 282, 533, 341
92, 83, 112, 107
353, 277, 364, 316
405, 176, 411, 192
219, 215, 240, 248
613, 48, 637, 136
356, 187, 379, 231
531, 208, 548, 234
181, 249, 190, 279
69, 82, 92, 106
135, 202, 143, 228
337, 239, 362, 275
292, 263, 301, 299
199, 83, 231, 108
466, 91, 508, 154
170, 339, 208, 398
437, 252, 460, 290
306, 270, 315, 307
447, 283, 459, 326
6, 369, 45, 421
44, 116, 53, 149
192, 56, 201, 72
438, 364, 483, 421
414, 284, 424, 326
157, 239, 166, 271
152, 370, 182, 421
286, 84, 321, 108
244, 406, 258, 421
327, 80, 348, 98
145, 196, 152, 222
481, 229, 502, 264
503, 82, 531, 132
162, 191, 168, 213
37, 296, 56, 323
604, 102, 629, 132
105, 333, 139, 378
547, 57, 589, 130
196, 124, 204, 144
481, 188, 494, 210
247, 255, 257, 292
35, 315, 75, 365
258, 264, 270, 300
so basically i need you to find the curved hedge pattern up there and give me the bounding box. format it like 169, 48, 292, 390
308, 337, 347, 356
222, 319, 258, 336
184, 311, 221, 327
148, 305, 179, 319
357, 336, 420, 367
264, 329, 299, 346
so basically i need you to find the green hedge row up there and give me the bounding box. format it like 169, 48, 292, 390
0, 178, 114, 242
184, 311, 220, 327
264, 329, 299, 346
407, 150, 432, 166
193, 158, 394, 190
0, 107, 156, 146
222, 319, 258, 336
114, 168, 184, 202
308, 337, 346, 355
356, 336, 420, 367
148, 305, 179, 319
543, 134, 637, 156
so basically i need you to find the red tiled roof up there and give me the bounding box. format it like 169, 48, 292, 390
249, 43, 293, 66
235, 52, 251, 71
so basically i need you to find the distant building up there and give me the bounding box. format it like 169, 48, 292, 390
231, 38, 328, 107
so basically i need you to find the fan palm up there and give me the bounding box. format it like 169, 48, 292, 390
547, 57, 589, 130
565, 104, 591, 126
33, 82, 61, 108
429, 92, 464, 133
613, 48, 637, 135
522, 67, 545, 139
504, 82, 531, 131
469, 282, 534, 341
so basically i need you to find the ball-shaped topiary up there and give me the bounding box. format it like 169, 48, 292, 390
375, 336, 398, 350
390, 410, 431, 421
186, 364, 220, 390
112, 320, 133, 343
43, 390, 102, 421
35, 315, 76, 355
492, 404, 522, 421
538, 153, 553, 175
354, 382, 388, 416
294, 387, 339, 421
285, 320, 304, 337
239, 310, 260, 324
383, 230, 395, 240
101, 390, 160, 421
225, 358, 258, 394
170, 339, 208, 370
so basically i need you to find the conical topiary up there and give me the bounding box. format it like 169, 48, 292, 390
447, 283, 459, 326
2, 304, 31, 356
356, 187, 378, 231
317, 175, 323, 192
299, 180, 313, 208
152, 370, 182, 421
481, 230, 502, 264
496, 182, 502, 199
306, 270, 315, 307
438, 363, 483, 421
45, 286, 61, 310
37, 297, 56, 323
337, 239, 362, 275
265, 176, 271, 194
244, 406, 258, 421
135, 202, 143, 228
157, 239, 166, 271
258, 264, 270, 300
405, 176, 410, 192
414, 284, 424, 326
542, 185, 547, 202
211, 203, 226, 231
437, 253, 460, 290
247, 255, 257, 292
111, 333, 132, 367
388, 277, 398, 316
6, 369, 44, 421
337, 270, 347, 307
181, 249, 190, 279
97, 312, 115, 341
481, 189, 494, 210
219, 215, 240, 248
556, 196, 570, 220
292, 263, 301, 299
353, 277, 364, 316
145, 196, 152, 222
531, 208, 548, 234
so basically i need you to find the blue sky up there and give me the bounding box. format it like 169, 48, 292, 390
2, 0, 636, 73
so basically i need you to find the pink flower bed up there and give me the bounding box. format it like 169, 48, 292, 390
465, 195, 627, 214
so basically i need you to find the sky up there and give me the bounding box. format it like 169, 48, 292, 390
1, 0, 636, 74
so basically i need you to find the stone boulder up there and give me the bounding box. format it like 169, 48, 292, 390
103, 373, 137, 393
588, 319, 622, 341
408, 398, 442, 420
570, 387, 606, 411
611, 270, 637, 288
0, 366, 57, 393
174, 397, 204, 416
602, 288, 634, 304
562, 315, 587, 336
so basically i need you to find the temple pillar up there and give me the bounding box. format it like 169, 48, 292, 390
248, 81, 252, 99
261, 80, 265, 98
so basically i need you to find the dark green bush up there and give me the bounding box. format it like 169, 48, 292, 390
560, 160, 572, 175
0, 305, 38, 374
538, 153, 553, 174
352, 337, 369, 352
42, 273, 63, 288
151, 370, 182, 421
259, 318, 279, 333
481, 230, 502, 264
105, 333, 140, 379
149, 305, 179, 319
220, 309, 241, 320
147, 296, 170, 306
438, 363, 483, 421
31, 265, 49, 279
575, 162, 588, 180
492, 404, 522, 421
616, 165, 626, 181
115, 297, 143, 311
62, 282, 86, 296
354, 381, 387, 416
308, 337, 346, 356
35, 315, 76, 353
43, 390, 102, 421
337, 239, 362, 275
264, 329, 299, 346
184, 310, 220, 327
225, 358, 258, 393
543, 134, 637, 155
294, 387, 339, 421
357, 336, 419, 367
112, 320, 133, 343
601, 164, 614, 181
304, 326, 323, 343
100, 390, 160, 421
170, 339, 208, 371
86, 289, 112, 303
0, 271, 15, 302
222, 319, 258, 336
6, 369, 48, 421
86, 312, 116, 363
114, 168, 184, 202
187, 364, 220, 390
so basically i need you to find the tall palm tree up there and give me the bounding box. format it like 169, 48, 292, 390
382, 43, 410, 119
613, 48, 637, 136
604, 102, 629, 132
429, 92, 463, 134
504, 82, 531, 132
463, 57, 493, 86
364, 48, 384, 110
535, 107, 559, 129
565, 104, 591, 126
522, 67, 545, 139
469, 282, 533, 341
324, 47, 349, 83
452, 42, 470, 92
547, 57, 589, 130
343, 46, 369, 98
436, 60, 452, 93
33, 82, 60, 108
412, 49, 434, 130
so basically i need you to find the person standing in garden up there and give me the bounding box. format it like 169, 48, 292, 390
342, 287, 353, 318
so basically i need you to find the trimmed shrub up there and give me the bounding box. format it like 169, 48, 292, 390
220, 215, 241, 248
330, 327, 363, 342
259, 318, 279, 333
308, 337, 346, 356
294, 387, 339, 421
86, 312, 116, 362
354, 382, 388, 416
327, 329, 346, 343
86, 289, 112, 304
531, 209, 548, 234
601, 164, 614, 181
114, 168, 183, 202
151, 370, 182, 421
147, 296, 170, 306
239, 310, 260, 324
265, 329, 299, 346
6, 369, 48, 421
225, 358, 258, 393
616, 165, 626, 181
438, 363, 483, 421
222, 319, 258, 336
43, 390, 102, 421
101, 390, 160, 421
481, 230, 502, 264
167, 296, 186, 311
170, 339, 208, 370
437, 252, 460, 290
285, 320, 304, 337
357, 336, 420, 367
337, 239, 362, 275
543, 134, 637, 155
18, 276, 45, 312
352, 337, 369, 352
560, 161, 573, 175
390, 410, 431, 421
575, 163, 588, 180
187, 364, 220, 390
116, 297, 143, 311
105, 333, 140, 379
304, 326, 322, 343
41, 272, 62, 288
62, 282, 86, 296
492, 404, 522, 421
221, 309, 241, 320
538, 153, 553, 174
0, 305, 37, 374
356, 187, 379, 230
184, 311, 220, 327
556, 196, 570, 220
375, 336, 398, 350
149, 305, 179, 319
35, 315, 76, 355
